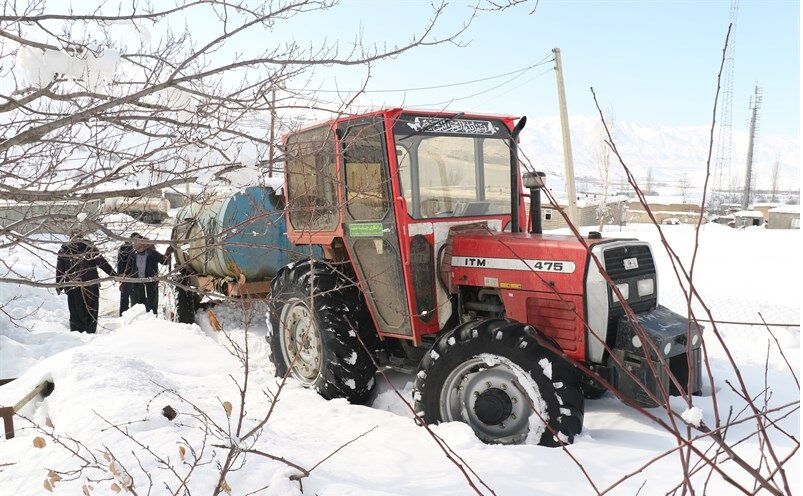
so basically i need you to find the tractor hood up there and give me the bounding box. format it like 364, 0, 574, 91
449, 231, 614, 296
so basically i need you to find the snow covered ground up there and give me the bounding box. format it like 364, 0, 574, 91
0, 222, 799, 495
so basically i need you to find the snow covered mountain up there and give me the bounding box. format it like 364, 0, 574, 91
519, 115, 799, 191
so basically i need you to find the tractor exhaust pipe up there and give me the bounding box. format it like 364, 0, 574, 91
523, 171, 546, 234
510, 116, 527, 233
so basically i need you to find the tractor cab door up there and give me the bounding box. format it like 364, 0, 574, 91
390, 113, 519, 340
339, 118, 413, 339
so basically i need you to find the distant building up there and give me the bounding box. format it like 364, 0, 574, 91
767, 205, 800, 230
732, 210, 764, 227
0, 200, 103, 234
102, 195, 171, 224
538, 195, 628, 230
720, 203, 742, 214
750, 202, 781, 220
627, 198, 704, 225
711, 214, 734, 226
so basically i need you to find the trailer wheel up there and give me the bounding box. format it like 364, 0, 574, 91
161, 275, 198, 324
174, 282, 198, 324
267, 260, 377, 404
414, 318, 584, 446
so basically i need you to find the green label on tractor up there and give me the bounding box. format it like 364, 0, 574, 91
348, 223, 384, 237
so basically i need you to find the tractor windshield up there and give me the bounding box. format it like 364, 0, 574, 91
393, 115, 513, 219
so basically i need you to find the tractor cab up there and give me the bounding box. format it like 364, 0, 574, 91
284, 109, 526, 344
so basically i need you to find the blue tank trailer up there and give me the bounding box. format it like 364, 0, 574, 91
166, 186, 320, 321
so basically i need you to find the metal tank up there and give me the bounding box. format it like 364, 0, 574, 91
173, 186, 321, 281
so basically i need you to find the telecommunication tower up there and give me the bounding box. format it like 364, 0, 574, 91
712, 0, 739, 208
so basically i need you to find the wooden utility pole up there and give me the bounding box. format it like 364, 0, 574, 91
553, 48, 579, 224
268, 87, 277, 177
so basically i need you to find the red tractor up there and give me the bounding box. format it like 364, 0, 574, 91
265, 109, 702, 446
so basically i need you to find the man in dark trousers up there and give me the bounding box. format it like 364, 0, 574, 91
56, 233, 116, 333
116, 233, 140, 315
125, 237, 173, 314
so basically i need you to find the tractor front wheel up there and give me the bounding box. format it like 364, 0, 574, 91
267, 260, 377, 404
414, 318, 584, 446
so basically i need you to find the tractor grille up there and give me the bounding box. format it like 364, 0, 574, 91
602, 243, 658, 359
603, 245, 655, 280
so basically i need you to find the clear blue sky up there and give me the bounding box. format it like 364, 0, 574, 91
236, 0, 798, 140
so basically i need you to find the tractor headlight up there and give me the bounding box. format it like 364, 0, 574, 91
637, 278, 654, 297
613, 283, 629, 302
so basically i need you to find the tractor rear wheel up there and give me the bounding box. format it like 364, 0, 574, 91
414, 318, 584, 446
267, 260, 377, 404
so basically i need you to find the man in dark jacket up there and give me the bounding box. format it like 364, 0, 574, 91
116, 233, 140, 315
56, 234, 116, 333
125, 237, 173, 314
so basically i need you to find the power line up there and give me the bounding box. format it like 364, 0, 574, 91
474, 67, 554, 108
285, 53, 554, 94
406, 65, 554, 108
281, 54, 555, 113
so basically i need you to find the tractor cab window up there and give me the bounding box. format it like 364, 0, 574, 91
396, 145, 412, 202
417, 136, 476, 218
285, 126, 338, 231
342, 123, 390, 221
482, 138, 511, 208
392, 115, 513, 219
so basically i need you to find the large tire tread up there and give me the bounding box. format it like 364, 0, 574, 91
414, 318, 584, 446
160, 273, 199, 324
175, 281, 198, 324
268, 260, 377, 404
